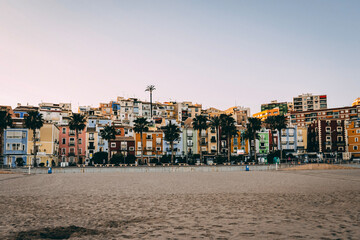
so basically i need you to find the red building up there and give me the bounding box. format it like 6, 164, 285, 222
59, 125, 86, 163
109, 136, 135, 158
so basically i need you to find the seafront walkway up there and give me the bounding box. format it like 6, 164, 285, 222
6, 163, 360, 174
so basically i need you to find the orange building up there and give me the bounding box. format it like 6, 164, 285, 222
135, 131, 163, 163
230, 130, 249, 155
253, 107, 280, 121
346, 121, 360, 158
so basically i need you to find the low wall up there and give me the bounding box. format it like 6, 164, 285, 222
10, 164, 287, 174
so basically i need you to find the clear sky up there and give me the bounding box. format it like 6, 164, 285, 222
1, 0, 359, 113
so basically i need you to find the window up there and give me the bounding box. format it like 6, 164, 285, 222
78, 138, 82, 144
6, 143, 10, 150
355, 138, 358, 143
12, 143, 21, 150
354, 146, 358, 151
62, 138, 66, 144
129, 147, 135, 151
6, 131, 22, 139
62, 148, 66, 154
62, 128, 66, 134
111, 143, 116, 148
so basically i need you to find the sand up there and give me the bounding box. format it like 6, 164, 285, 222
282, 164, 357, 171
1, 170, 360, 239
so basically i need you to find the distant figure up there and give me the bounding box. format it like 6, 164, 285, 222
46, 160, 49, 167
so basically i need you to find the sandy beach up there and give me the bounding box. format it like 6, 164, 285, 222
1, 169, 360, 239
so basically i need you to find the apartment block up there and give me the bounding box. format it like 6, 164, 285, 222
290, 105, 360, 127
293, 94, 327, 112
261, 100, 289, 115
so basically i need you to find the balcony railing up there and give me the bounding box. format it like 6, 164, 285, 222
69, 142, 75, 146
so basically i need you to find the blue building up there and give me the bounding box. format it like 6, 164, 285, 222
163, 120, 183, 158
3, 128, 29, 167
97, 119, 112, 153
280, 127, 297, 152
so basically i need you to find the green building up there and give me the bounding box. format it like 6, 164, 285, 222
261, 101, 288, 115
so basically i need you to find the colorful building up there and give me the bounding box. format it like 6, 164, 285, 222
345, 121, 360, 158
135, 131, 164, 163
27, 123, 59, 166
59, 125, 86, 164
3, 128, 29, 167
261, 101, 289, 115
253, 108, 280, 121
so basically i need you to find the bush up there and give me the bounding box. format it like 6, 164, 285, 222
125, 155, 136, 164
110, 154, 123, 165
160, 155, 171, 163
267, 151, 281, 164
215, 156, 226, 164
91, 151, 108, 164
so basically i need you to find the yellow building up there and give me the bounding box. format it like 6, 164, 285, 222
346, 121, 360, 158
253, 107, 280, 121
27, 123, 59, 166
352, 97, 360, 106
296, 126, 308, 153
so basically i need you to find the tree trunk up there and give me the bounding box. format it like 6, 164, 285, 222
140, 131, 144, 165
33, 130, 37, 167
271, 129, 275, 152
0, 130, 3, 165
76, 130, 81, 164
227, 134, 231, 163
198, 130, 202, 164
108, 140, 111, 165
170, 141, 174, 164
253, 133, 257, 163
150, 92, 152, 118
216, 127, 219, 156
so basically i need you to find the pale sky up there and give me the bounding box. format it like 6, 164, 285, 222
1, 0, 359, 113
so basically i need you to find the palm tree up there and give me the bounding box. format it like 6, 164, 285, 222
210, 116, 221, 156
100, 125, 117, 164
145, 85, 156, 118
163, 121, 181, 164
24, 111, 44, 167
244, 117, 262, 163
220, 114, 238, 162
133, 117, 150, 164
265, 116, 277, 152
69, 114, 86, 164
274, 115, 287, 162
0, 111, 13, 165
192, 115, 208, 163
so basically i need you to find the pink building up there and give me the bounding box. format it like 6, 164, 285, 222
59, 125, 86, 163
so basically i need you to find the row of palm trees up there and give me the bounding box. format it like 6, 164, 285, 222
192, 114, 238, 163
1, 107, 288, 167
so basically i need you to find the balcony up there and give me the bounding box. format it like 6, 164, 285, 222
69, 142, 75, 146
88, 145, 95, 150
